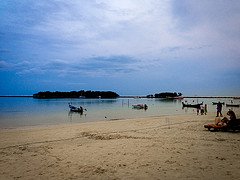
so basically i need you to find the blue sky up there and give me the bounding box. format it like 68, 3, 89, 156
0, 0, 240, 96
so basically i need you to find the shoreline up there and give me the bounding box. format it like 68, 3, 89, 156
0, 95, 239, 98
1, 113, 240, 179
0, 113, 195, 131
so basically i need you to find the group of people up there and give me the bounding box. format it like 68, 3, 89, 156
216, 109, 239, 128
215, 101, 239, 128
197, 100, 239, 130
197, 104, 207, 115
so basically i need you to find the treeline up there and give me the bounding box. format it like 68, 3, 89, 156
33, 90, 119, 99
147, 92, 182, 98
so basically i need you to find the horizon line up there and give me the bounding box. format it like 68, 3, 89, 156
0, 95, 239, 98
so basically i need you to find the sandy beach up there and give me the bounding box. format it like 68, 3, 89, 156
0, 112, 240, 180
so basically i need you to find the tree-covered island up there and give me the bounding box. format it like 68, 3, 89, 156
147, 92, 182, 98
33, 90, 119, 99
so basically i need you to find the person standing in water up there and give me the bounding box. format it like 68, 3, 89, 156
216, 102, 223, 117
204, 104, 207, 115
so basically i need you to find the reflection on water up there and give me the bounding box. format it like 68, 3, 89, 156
68, 111, 87, 122
0, 97, 239, 128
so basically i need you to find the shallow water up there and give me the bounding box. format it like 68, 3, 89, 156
0, 97, 239, 128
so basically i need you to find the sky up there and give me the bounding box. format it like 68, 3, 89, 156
0, 0, 240, 96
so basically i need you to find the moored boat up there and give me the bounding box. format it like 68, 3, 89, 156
68, 103, 86, 113
182, 102, 203, 108
132, 104, 148, 110
226, 104, 240, 107
173, 96, 184, 100
212, 102, 225, 105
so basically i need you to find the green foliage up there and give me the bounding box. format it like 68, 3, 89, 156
33, 90, 119, 99
147, 92, 182, 98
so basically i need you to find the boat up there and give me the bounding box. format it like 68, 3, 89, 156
79, 96, 86, 99
167, 96, 184, 100
132, 104, 148, 110
212, 102, 225, 105
160, 96, 184, 100
182, 102, 203, 108
173, 96, 184, 100
233, 97, 240, 99
68, 103, 85, 113
226, 104, 240, 107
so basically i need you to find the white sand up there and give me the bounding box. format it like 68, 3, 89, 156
0, 113, 240, 179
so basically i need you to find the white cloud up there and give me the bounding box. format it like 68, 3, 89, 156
171, 0, 240, 59
31, 0, 178, 59
0, 60, 12, 69
2, 0, 240, 77
31, 0, 240, 68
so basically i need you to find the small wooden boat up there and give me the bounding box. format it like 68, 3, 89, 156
182, 102, 203, 108
132, 104, 148, 110
165, 96, 184, 100
68, 103, 85, 113
212, 102, 225, 105
173, 96, 184, 100
226, 104, 240, 107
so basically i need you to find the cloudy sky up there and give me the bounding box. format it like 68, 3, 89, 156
0, 0, 240, 96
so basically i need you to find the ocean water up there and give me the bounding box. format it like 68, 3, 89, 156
0, 97, 239, 128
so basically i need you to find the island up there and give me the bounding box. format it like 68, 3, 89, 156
33, 90, 119, 99
147, 92, 183, 98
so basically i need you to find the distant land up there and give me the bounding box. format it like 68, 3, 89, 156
33, 91, 119, 99
120, 96, 240, 98
0, 95, 240, 99
0, 95, 33, 97
0, 90, 240, 99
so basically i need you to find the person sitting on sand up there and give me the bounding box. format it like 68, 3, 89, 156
216, 117, 227, 126
226, 109, 239, 127
217, 110, 239, 127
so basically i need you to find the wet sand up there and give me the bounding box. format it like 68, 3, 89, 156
0, 113, 240, 179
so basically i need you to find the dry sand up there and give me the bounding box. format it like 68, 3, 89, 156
0, 113, 240, 180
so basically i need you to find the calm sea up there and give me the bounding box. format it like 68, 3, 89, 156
0, 97, 239, 128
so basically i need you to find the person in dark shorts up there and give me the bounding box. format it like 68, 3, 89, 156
216, 102, 222, 117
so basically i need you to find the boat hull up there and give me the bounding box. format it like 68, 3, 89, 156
69, 104, 84, 113
132, 104, 148, 110
212, 102, 225, 105
182, 102, 203, 108
226, 104, 240, 107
